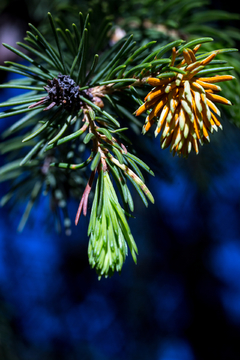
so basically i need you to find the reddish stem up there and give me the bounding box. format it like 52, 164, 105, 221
43, 102, 56, 111
28, 97, 47, 109
75, 170, 96, 225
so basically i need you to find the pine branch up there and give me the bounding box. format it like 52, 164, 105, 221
0, 9, 238, 277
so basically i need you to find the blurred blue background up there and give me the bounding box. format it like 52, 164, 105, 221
1, 1, 240, 359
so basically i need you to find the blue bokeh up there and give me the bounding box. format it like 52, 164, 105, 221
1, 70, 240, 360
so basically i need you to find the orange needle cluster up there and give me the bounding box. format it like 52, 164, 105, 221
135, 45, 235, 156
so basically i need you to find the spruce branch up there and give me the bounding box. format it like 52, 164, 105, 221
0, 9, 238, 277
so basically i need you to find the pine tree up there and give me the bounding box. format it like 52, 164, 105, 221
0, 0, 239, 279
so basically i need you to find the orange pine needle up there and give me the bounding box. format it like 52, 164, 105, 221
145, 87, 166, 102
211, 112, 222, 128
206, 92, 232, 105
170, 47, 177, 66
185, 60, 201, 72
196, 80, 221, 92
187, 48, 197, 63
197, 75, 235, 83
191, 137, 199, 154
135, 97, 157, 116
147, 77, 173, 86
183, 49, 192, 65
200, 51, 218, 66
206, 98, 220, 116
193, 44, 201, 53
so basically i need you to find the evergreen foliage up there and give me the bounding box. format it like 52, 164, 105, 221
0, 0, 239, 278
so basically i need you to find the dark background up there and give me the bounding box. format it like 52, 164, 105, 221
1, 1, 240, 359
